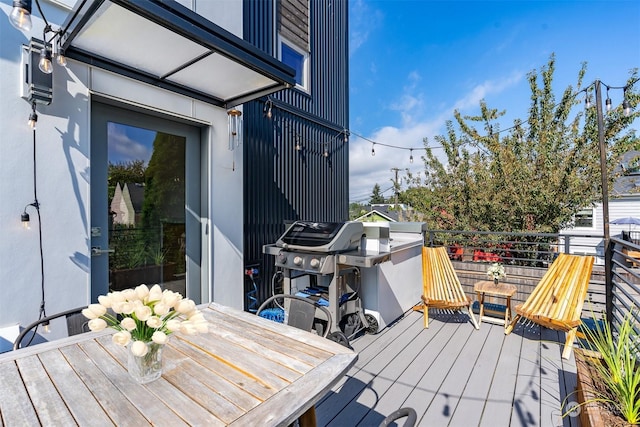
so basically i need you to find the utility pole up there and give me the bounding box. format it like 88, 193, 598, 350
390, 167, 400, 205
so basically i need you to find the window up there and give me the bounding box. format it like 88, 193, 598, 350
279, 38, 308, 89
277, 0, 310, 91
574, 209, 594, 228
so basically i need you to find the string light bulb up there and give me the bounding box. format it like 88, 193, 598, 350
323, 143, 329, 157
605, 88, 612, 112
21, 201, 39, 229
264, 99, 273, 119
28, 103, 38, 129
623, 88, 631, 117
343, 130, 348, 142
9, 0, 32, 31
623, 99, 631, 117
585, 93, 591, 109
409, 149, 414, 163
21, 211, 31, 229
38, 45, 53, 74
56, 46, 67, 66
295, 137, 301, 151
371, 143, 376, 156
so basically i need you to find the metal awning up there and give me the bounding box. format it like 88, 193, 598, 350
59, 0, 295, 108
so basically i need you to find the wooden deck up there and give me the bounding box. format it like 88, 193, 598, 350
316, 309, 580, 427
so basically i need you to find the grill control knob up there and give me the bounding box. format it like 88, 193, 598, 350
277, 252, 287, 264
310, 258, 320, 269
293, 256, 303, 266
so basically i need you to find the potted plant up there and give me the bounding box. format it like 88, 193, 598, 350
486, 262, 506, 284
149, 246, 176, 282
563, 308, 640, 426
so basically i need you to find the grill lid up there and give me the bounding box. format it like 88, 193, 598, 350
276, 221, 364, 253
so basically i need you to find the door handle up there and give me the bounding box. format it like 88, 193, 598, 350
91, 246, 115, 256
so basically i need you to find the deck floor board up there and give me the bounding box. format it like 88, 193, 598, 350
316, 310, 579, 427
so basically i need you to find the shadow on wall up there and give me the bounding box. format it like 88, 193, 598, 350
0, 324, 20, 354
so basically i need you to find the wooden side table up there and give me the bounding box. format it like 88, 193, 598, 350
474, 280, 517, 329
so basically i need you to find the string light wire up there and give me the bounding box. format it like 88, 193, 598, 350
262, 77, 637, 168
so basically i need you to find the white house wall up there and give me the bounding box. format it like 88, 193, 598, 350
0, 0, 245, 350
560, 196, 640, 264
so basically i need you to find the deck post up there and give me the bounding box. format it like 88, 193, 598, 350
595, 80, 613, 323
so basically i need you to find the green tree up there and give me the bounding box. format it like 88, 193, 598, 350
140, 133, 186, 266
108, 160, 146, 199
403, 55, 639, 233
349, 202, 368, 220
370, 183, 386, 204
141, 133, 186, 229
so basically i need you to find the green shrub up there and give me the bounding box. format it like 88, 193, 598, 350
574, 308, 640, 423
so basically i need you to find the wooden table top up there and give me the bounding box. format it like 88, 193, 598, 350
0, 302, 357, 426
474, 280, 517, 297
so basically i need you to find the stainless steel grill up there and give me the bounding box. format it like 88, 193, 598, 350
264, 221, 379, 339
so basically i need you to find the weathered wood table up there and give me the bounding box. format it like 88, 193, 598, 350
474, 280, 517, 330
0, 302, 357, 426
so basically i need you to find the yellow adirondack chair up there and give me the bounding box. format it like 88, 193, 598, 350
414, 246, 479, 330
505, 253, 594, 359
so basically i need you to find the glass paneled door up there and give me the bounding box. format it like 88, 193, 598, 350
91, 102, 204, 302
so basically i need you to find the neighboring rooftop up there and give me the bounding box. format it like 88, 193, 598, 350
613, 150, 640, 196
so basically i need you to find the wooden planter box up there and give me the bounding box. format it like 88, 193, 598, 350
574, 348, 634, 427
574, 348, 605, 427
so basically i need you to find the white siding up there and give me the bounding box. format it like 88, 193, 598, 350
560, 195, 640, 264
0, 1, 245, 350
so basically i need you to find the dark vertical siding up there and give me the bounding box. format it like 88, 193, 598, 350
242, 0, 349, 307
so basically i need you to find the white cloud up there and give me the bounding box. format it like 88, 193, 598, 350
349, 71, 524, 202
454, 71, 524, 111
349, 0, 383, 56
107, 122, 152, 163
389, 71, 426, 127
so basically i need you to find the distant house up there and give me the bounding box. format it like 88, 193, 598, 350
110, 183, 145, 226
560, 151, 640, 263
356, 204, 413, 222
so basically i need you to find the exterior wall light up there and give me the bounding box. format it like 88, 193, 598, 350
9, 0, 67, 84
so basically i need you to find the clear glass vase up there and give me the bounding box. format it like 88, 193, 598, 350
127, 341, 164, 384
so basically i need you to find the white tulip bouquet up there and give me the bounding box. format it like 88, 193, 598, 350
82, 284, 208, 357
486, 263, 506, 281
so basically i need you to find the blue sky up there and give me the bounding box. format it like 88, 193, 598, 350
348, 0, 640, 202
107, 122, 155, 165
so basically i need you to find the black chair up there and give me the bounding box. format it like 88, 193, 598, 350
379, 407, 417, 427
257, 294, 332, 337
13, 307, 89, 350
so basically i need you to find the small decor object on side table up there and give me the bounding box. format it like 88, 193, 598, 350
487, 262, 506, 285
82, 284, 208, 384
